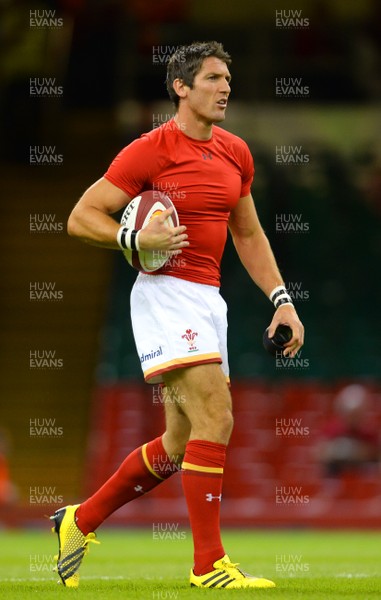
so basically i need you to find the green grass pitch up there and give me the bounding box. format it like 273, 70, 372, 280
0, 529, 380, 599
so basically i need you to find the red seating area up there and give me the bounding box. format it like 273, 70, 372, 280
83, 380, 381, 528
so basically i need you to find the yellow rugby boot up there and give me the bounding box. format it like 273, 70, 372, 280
50, 504, 99, 587
190, 554, 276, 589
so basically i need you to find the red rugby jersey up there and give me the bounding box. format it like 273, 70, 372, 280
104, 119, 254, 286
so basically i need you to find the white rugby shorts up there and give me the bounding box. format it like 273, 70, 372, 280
130, 274, 229, 384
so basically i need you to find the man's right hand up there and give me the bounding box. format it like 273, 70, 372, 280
138, 207, 189, 253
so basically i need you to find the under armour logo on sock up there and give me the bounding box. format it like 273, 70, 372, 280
134, 485, 144, 493
206, 493, 222, 502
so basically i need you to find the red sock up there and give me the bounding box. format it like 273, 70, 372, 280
182, 439, 226, 576
76, 435, 178, 534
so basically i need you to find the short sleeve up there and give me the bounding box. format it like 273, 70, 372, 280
104, 136, 155, 199
240, 141, 255, 198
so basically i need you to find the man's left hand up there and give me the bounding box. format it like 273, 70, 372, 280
267, 305, 304, 358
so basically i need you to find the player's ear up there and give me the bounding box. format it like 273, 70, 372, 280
172, 78, 188, 100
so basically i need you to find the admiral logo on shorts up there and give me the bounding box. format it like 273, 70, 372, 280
140, 346, 163, 363
181, 329, 198, 352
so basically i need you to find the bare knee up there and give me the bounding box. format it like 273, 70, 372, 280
196, 396, 233, 444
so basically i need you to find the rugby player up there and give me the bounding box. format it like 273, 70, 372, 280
51, 41, 304, 589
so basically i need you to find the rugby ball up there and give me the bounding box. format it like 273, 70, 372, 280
120, 190, 179, 272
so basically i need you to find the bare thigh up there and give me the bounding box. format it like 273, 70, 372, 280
163, 363, 233, 445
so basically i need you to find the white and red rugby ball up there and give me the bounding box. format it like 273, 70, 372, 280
120, 190, 179, 273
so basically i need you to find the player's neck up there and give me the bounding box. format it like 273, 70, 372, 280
174, 111, 213, 141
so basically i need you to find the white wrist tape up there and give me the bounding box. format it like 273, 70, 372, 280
269, 285, 294, 309
117, 226, 139, 251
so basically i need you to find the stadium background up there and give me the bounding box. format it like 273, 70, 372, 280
0, 0, 380, 531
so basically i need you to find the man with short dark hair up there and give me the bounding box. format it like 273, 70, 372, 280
51, 41, 304, 589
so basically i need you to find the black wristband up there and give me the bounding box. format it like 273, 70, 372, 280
117, 226, 140, 251
117, 226, 129, 250
130, 230, 138, 251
